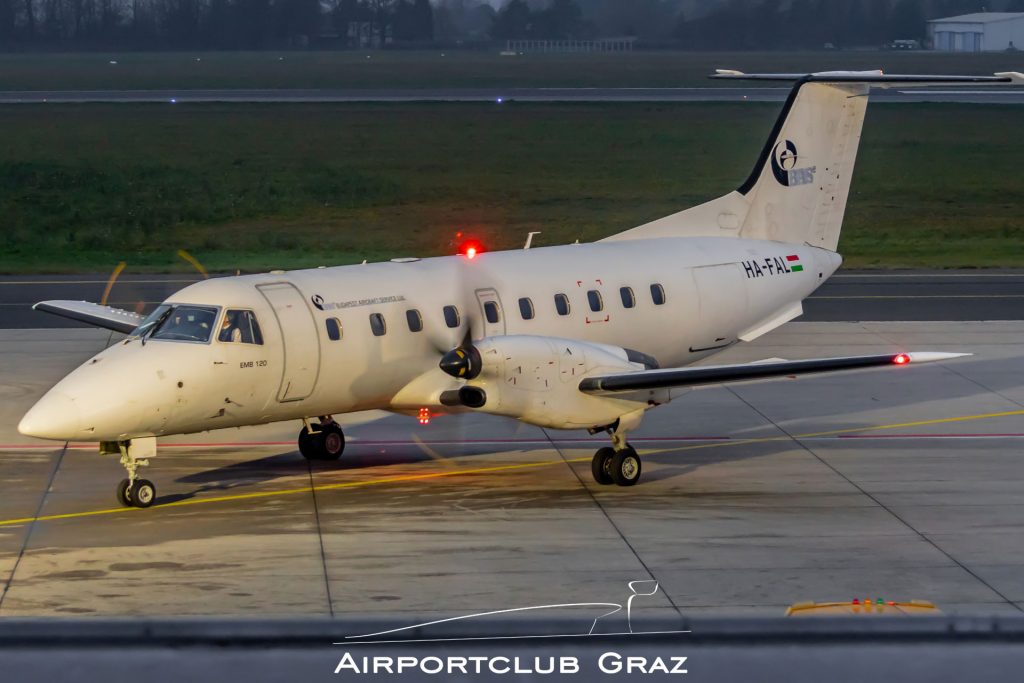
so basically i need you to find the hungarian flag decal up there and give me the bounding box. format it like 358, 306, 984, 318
786, 254, 803, 272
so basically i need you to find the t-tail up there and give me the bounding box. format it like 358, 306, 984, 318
605, 69, 1023, 252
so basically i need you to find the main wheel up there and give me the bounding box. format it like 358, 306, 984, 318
116, 478, 131, 506
610, 447, 642, 487
298, 424, 346, 461
591, 447, 616, 485
129, 479, 156, 508
319, 423, 345, 461
298, 427, 319, 459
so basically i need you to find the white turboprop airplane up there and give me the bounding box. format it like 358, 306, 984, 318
19, 70, 1022, 508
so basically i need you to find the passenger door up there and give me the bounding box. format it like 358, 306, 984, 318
257, 282, 321, 402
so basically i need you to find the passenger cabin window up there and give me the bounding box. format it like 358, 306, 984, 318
325, 317, 342, 341
587, 290, 603, 312
150, 305, 218, 343
518, 298, 535, 320
554, 293, 570, 316
369, 313, 387, 337
443, 305, 461, 328
219, 309, 264, 344
484, 301, 501, 324
650, 283, 667, 306
406, 309, 423, 333
620, 287, 636, 309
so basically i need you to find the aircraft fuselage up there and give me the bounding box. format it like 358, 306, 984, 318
22, 237, 840, 443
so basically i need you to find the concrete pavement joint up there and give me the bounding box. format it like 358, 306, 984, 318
725, 386, 1024, 613
0, 443, 68, 614
542, 425, 685, 618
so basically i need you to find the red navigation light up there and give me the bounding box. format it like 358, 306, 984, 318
893, 353, 910, 365
458, 240, 483, 259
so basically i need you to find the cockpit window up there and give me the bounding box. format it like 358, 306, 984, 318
131, 304, 172, 338
150, 305, 218, 343
218, 310, 264, 345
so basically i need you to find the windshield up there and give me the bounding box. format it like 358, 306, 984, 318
149, 305, 219, 343
130, 304, 172, 338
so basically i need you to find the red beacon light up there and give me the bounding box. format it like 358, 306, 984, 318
418, 408, 431, 425
457, 240, 484, 260
893, 353, 910, 365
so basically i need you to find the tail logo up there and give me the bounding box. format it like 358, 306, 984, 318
771, 140, 816, 187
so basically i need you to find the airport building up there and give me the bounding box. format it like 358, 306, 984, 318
928, 12, 1024, 52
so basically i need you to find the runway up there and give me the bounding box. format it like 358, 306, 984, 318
1, 87, 1022, 104
3, 320, 1024, 618
2, 270, 1023, 329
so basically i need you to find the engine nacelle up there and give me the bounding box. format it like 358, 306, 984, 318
439, 335, 662, 430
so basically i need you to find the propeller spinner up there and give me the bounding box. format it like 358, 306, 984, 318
439, 345, 482, 380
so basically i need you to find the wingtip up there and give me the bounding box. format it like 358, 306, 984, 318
905, 351, 972, 364
995, 71, 1024, 85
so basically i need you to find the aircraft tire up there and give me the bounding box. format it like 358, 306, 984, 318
611, 447, 641, 487
319, 424, 346, 461
298, 427, 319, 460
130, 479, 156, 508
116, 478, 131, 506
591, 447, 616, 485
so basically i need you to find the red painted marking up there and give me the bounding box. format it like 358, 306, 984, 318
838, 434, 1024, 439
3, 433, 1023, 452
786, 254, 799, 261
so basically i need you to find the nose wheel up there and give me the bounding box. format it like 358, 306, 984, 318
116, 477, 156, 508
591, 444, 642, 487
298, 418, 346, 461
111, 439, 157, 508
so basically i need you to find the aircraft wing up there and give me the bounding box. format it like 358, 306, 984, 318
578, 352, 969, 396
33, 300, 144, 334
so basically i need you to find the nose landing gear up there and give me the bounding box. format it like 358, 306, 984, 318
298, 417, 346, 461
105, 438, 157, 508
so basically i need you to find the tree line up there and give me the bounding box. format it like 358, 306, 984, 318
675, 0, 1024, 49
0, 0, 1022, 50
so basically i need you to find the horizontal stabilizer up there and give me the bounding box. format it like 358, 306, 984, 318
579, 352, 969, 395
711, 69, 1024, 87
33, 300, 143, 334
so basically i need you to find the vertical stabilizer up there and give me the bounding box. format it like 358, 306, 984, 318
604, 70, 1022, 250
738, 79, 868, 250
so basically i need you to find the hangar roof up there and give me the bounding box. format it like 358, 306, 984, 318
928, 12, 1024, 24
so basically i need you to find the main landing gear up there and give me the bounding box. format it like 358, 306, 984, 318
590, 429, 642, 487
106, 438, 157, 508
298, 417, 346, 461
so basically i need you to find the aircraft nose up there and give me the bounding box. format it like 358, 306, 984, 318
18, 391, 82, 441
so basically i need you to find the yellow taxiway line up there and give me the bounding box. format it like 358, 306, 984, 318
1, 408, 1023, 528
